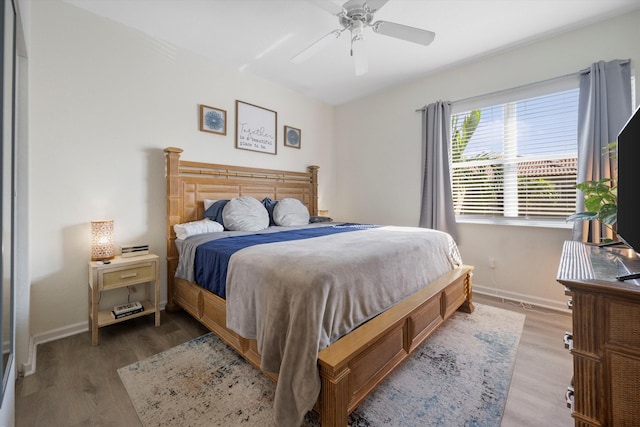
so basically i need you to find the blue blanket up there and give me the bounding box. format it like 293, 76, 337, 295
194, 224, 376, 298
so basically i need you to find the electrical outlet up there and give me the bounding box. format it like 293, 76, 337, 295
488, 257, 496, 269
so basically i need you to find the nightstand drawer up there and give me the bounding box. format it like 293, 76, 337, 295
101, 264, 155, 290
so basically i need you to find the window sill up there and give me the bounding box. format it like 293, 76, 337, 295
456, 216, 574, 229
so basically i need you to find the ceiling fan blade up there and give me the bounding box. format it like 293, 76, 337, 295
291, 29, 343, 63
372, 20, 436, 46
364, 0, 390, 13
351, 34, 368, 76
308, 0, 346, 16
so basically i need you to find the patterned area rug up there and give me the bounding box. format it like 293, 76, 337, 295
118, 303, 524, 426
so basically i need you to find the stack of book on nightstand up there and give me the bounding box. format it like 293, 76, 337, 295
112, 301, 144, 319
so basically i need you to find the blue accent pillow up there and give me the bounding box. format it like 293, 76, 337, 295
261, 197, 279, 226
203, 200, 229, 228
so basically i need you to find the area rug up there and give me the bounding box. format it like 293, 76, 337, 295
118, 303, 524, 426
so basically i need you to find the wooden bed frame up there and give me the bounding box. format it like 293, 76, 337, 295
164, 146, 474, 426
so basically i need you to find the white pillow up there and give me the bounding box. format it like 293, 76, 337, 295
222, 196, 269, 231
273, 198, 310, 226
173, 218, 224, 240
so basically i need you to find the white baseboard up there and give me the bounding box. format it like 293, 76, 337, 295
474, 284, 571, 314
19, 336, 35, 377
22, 300, 167, 376
21, 320, 87, 376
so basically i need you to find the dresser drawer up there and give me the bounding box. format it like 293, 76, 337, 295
100, 263, 155, 290
607, 299, 640, 348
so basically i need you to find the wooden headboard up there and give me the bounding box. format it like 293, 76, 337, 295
164, 147, 319, 308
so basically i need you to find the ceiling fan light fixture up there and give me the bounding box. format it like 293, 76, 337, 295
350, 19, 364, 37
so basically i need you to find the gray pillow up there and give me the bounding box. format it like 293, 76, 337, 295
273, 198, 310, 226
222, 196, 269, 231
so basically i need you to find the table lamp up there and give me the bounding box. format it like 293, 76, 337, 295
91, 219, 115, 261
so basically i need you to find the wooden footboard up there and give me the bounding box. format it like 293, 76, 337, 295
316, 265, 473, 426
170, 265, 473, 426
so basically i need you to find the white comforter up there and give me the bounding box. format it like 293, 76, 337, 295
225, 225, 462, 426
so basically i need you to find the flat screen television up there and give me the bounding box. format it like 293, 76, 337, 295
616, 104, 640, 280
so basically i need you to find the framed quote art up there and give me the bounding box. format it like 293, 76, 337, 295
235, 100, 277, 155
284, 125, 301, 149
199, 104, 227, 135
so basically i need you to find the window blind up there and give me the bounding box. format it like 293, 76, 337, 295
451, 87, 579, 220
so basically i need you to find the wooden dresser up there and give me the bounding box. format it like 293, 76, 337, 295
557, 240, 640, 427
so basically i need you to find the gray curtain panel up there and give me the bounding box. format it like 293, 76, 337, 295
419, 101, 458, 242
573, 59, 632, 242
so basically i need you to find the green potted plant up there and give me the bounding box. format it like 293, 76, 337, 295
567, 142, 617, 240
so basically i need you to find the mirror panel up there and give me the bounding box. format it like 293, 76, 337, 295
1, 0, 16, 397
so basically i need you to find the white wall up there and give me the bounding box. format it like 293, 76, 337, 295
334, 10, 640, 310
27, 0, 336, 339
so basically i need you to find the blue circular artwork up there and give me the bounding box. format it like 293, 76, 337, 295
286, 129, 300, 146
205, 110, 224, 131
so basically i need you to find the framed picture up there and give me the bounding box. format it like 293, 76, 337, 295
284, 125, 301, 149
235, 100, 277, 155
199, 104, 227, 135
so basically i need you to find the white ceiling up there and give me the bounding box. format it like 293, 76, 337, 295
63, 0, 640, 105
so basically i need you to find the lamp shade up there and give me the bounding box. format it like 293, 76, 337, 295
91, 220, 115, 261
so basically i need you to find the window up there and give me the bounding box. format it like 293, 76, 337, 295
451, 80, 579, 226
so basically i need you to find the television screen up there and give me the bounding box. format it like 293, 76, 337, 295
616, 105, 640, 257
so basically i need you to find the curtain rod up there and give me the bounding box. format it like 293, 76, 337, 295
415, 59, 631, 112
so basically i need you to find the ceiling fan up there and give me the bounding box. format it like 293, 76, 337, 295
291, 0, 436, 76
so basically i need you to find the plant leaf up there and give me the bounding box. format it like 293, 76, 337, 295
566, 212, 599, 222
584, 196, 604, 212
599, 204, 617, 225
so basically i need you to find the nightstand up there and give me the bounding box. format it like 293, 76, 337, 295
88, 254, 160, 345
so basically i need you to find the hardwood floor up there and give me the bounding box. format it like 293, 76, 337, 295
478, 295, 574, 427
16, 311, 210, 427
15, 295, 574, 427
